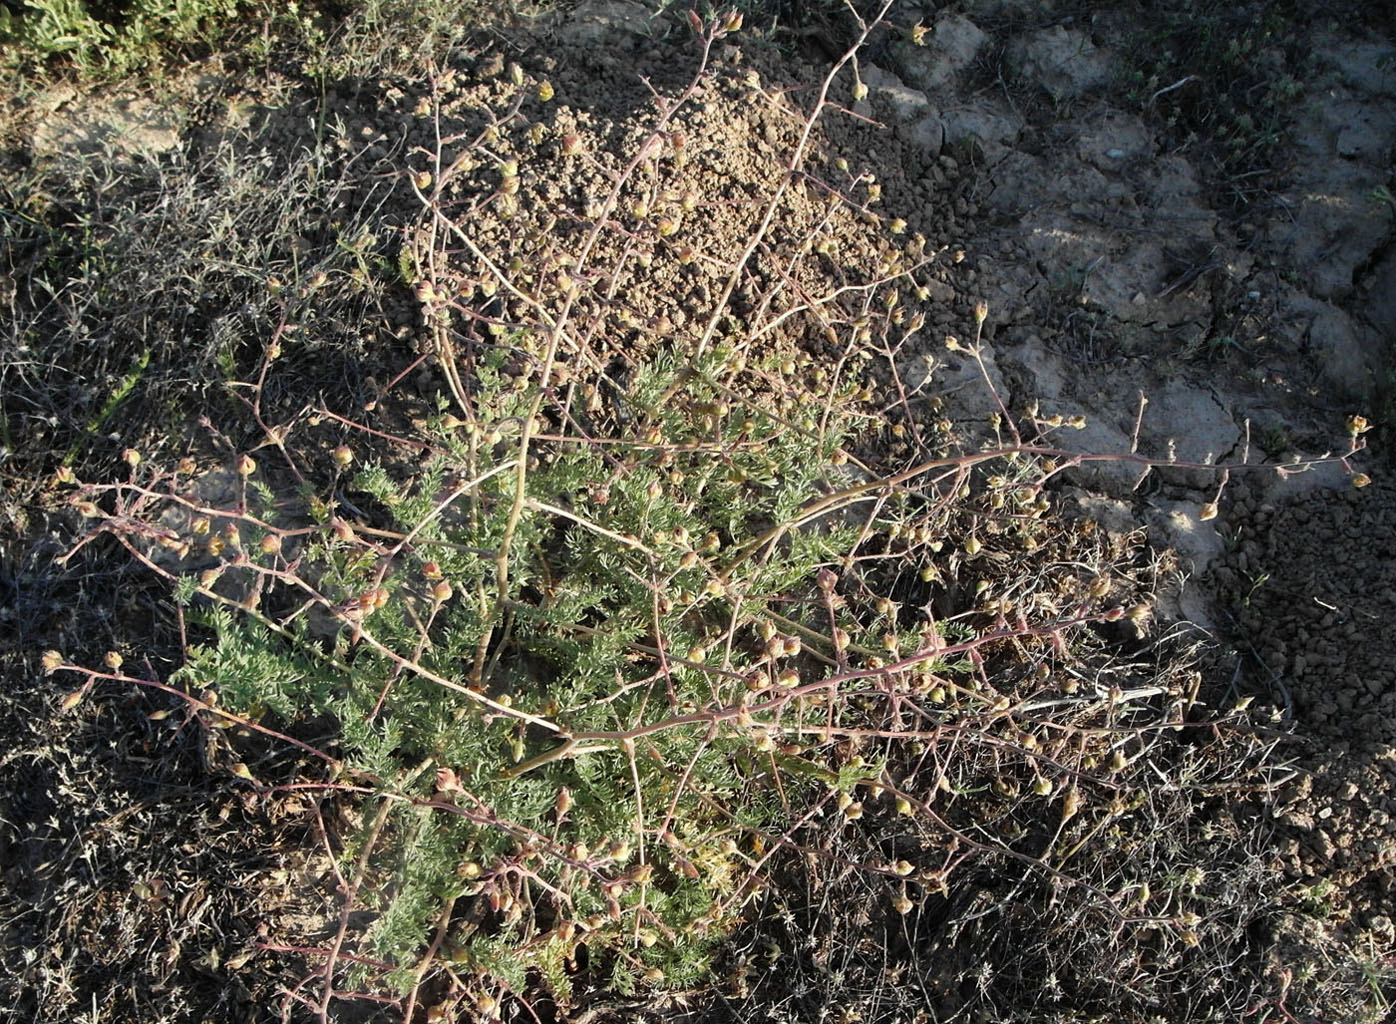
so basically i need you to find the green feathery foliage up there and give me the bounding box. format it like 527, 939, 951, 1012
168, 339, 908, 995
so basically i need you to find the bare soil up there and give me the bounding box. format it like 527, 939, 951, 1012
2, 0, 1394, 1021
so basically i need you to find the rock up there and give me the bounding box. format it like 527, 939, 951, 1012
1268, 81, 1396, 301
890, 14, 987, 94
1137, 384, 1244, 490
1146, 500, 1226, 574
1359, 248, 1396, 354
1076, 112, 1155, 170
903, 115, 944, 159
1321, 36, 1396, 99
558, 0, 657, 44
1142, 156, 1217, 237
1145, 500, 1226, 626
1082, 240, 1200, 325
919, 277, 956, 304
862, 64, 932, 122
1007, 340, 1139, 494
1284, 295, 1384, 402
937, 97, 1024, 162
1063, 489, 1136, 535
902, 338, 1010, 432
1011, 25, 1113, 102
1262, 457, 1361, 502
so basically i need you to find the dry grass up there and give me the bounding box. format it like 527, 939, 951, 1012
2, 1, 1392, 1023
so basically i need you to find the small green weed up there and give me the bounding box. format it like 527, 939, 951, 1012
1116, 0, 1314, 208
1, 0, 241, 77
1368, 184, 1396, 217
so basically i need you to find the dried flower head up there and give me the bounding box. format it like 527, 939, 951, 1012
1061, 785, 1083, 823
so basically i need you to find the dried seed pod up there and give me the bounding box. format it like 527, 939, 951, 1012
1061, 786, 1082, 823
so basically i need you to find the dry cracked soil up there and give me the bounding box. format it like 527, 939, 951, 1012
2, 0, 1395, 1021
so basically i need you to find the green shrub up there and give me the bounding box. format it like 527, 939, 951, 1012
1, 0, 243, 77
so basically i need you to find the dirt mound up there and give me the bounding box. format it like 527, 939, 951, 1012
1211, 477, 1396, 950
